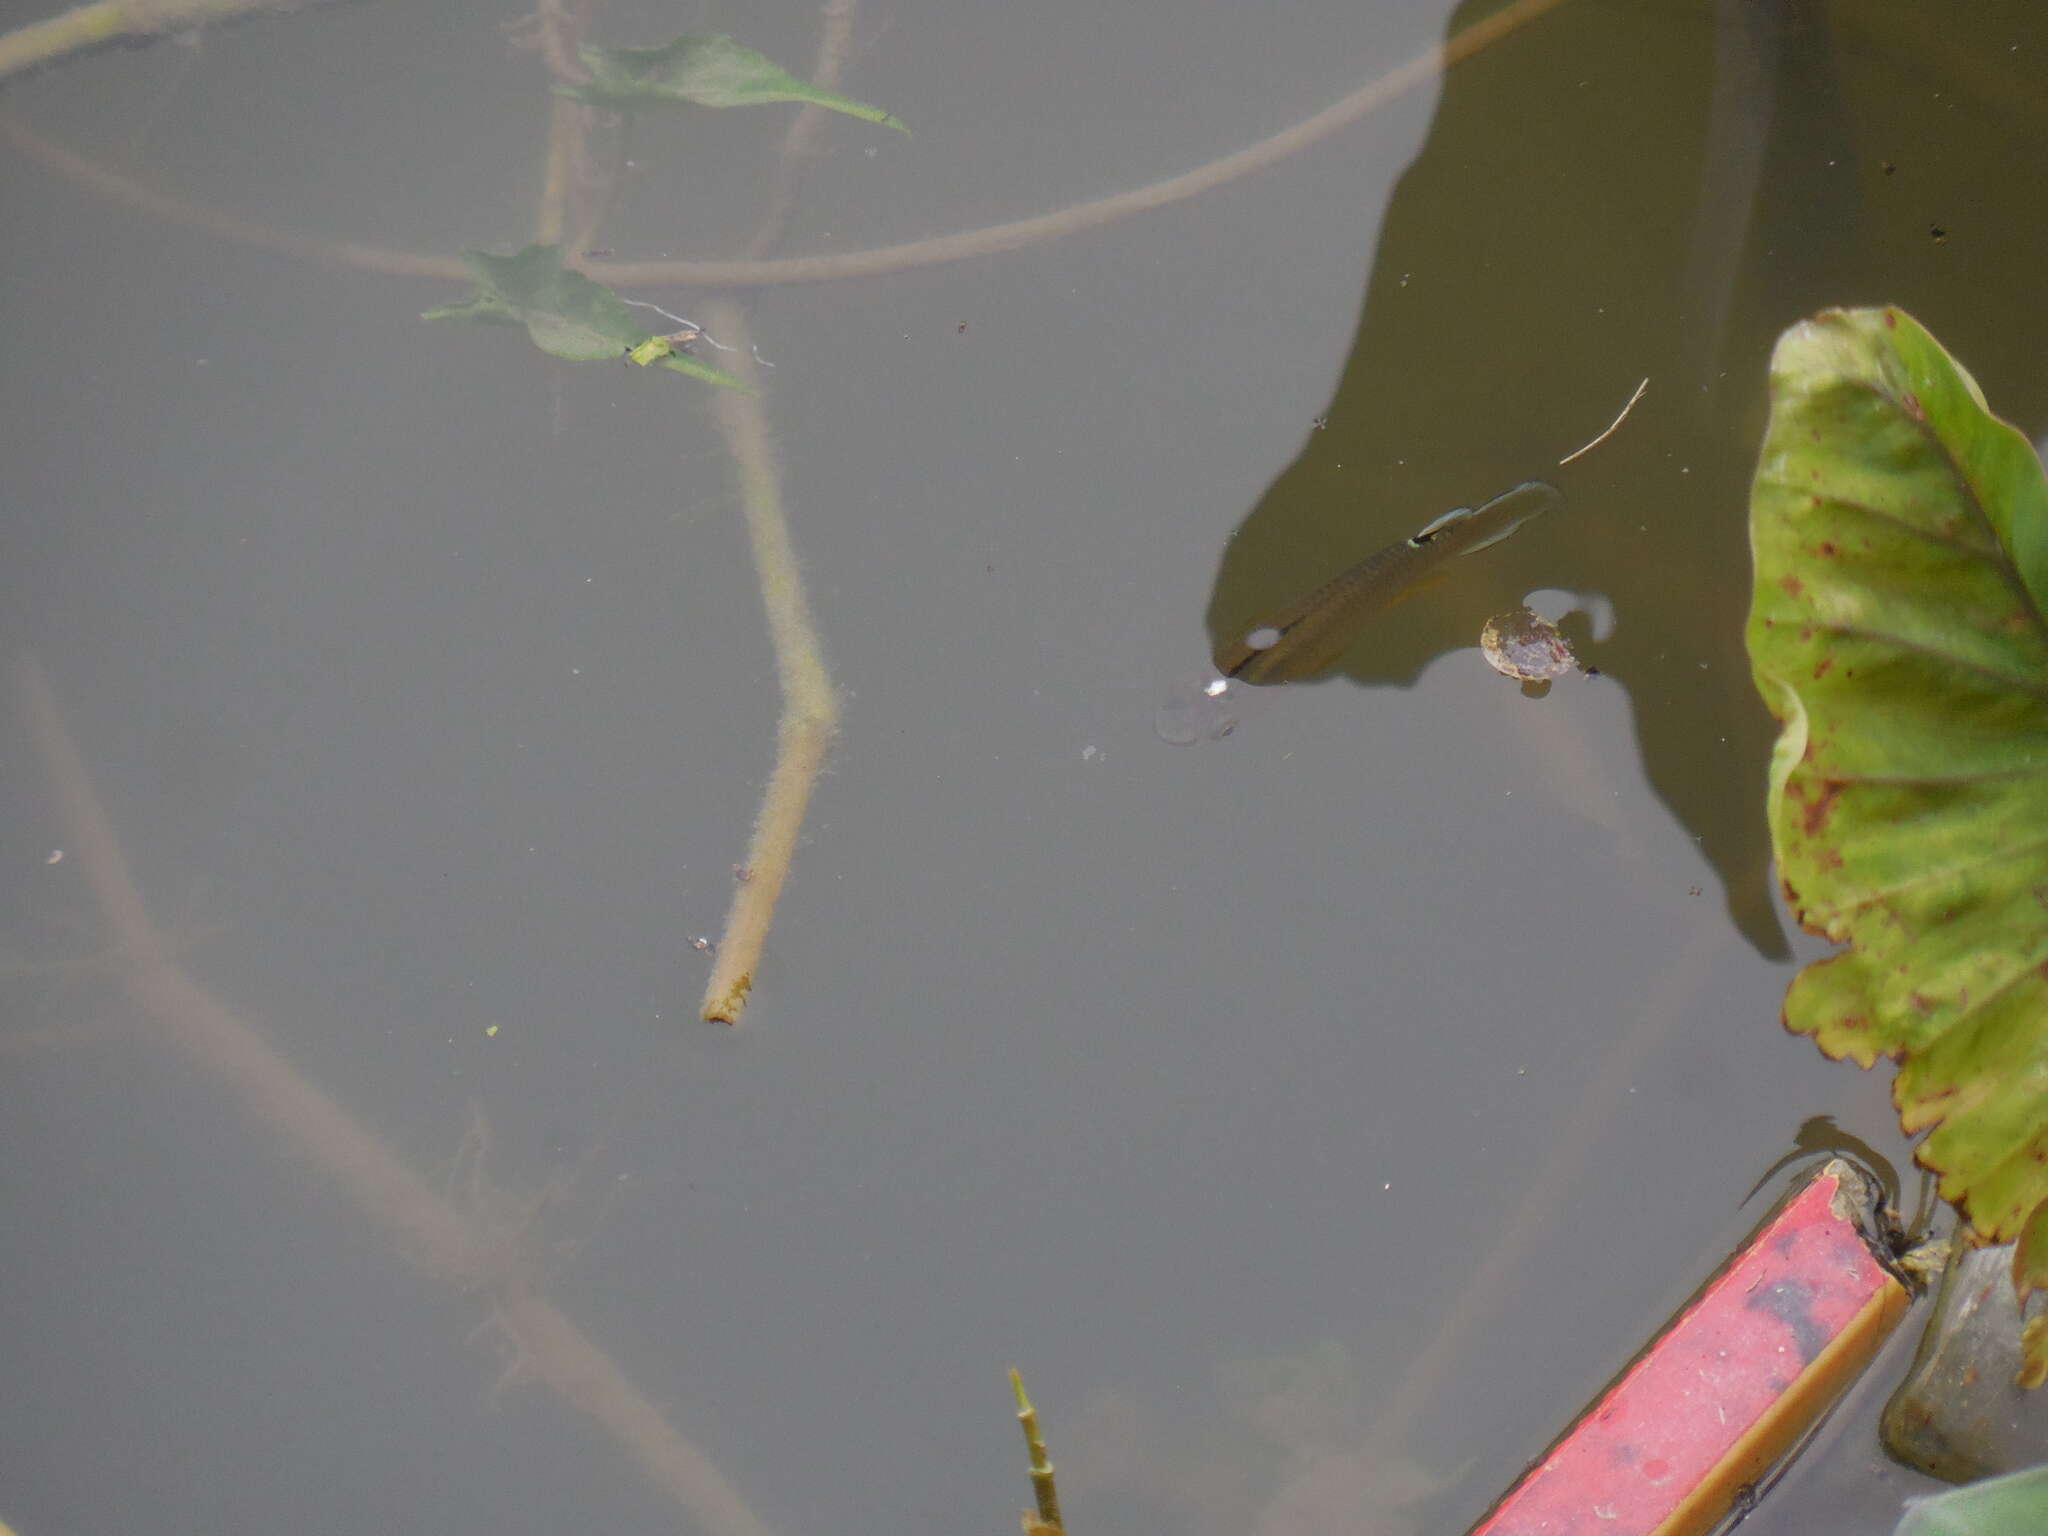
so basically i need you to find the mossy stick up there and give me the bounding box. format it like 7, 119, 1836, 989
691, 3, 857, 1022
696, 299, 840, 1023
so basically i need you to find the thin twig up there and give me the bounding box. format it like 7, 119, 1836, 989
621, 298, 734, 350
15, 654, 780, 1536
1558, 377, 1649, 465
3, 0, 1574, 289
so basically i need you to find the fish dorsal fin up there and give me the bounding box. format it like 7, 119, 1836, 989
1410, 505, 1476, 544
1460, 481, 1560, 552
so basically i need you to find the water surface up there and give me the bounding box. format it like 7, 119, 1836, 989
4, 3, 2044, 1533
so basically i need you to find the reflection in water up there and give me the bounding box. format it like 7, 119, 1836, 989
1064, 1341, 1454, 1536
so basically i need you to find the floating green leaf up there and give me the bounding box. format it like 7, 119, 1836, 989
1894, 1466, 2048, 1536
1747, 305, 2048, 1381
422, 244, 743, 388
557, 33, 908, 132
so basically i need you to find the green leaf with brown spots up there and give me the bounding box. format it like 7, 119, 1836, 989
1747, 305, 2048, 1383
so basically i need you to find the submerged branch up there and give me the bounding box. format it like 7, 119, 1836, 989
742, 0, 859, 263
0, 111, 465, 279
5, 0, 1572, 289
0, 0, 324, 80
521, 0, 612, 251
16, 654, 779, 1536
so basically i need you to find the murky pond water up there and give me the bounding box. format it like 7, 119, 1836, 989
4, 2, 2045, 1532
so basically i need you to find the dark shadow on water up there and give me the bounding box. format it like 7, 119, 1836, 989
1191, 0, 2048, 958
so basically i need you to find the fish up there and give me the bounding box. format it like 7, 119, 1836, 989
1213, 480, 1560, 685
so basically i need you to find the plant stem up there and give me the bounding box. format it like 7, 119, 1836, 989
691, 3, 861, 1021
696, 300, 839, 1023
743, 0, 859, 262
0, 0, 313, 79
1009, 1369, 1065, 1533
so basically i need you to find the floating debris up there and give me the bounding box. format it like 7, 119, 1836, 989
1481, 606, 1578, 695
1558, 377, 1647, 465
621, 297, 736, 352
